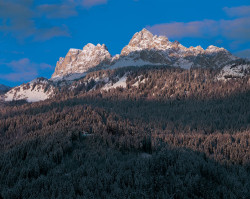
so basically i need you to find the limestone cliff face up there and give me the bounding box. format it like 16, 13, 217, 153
110, 29, 236, 69
52, 49, 81, 80
4, 29, 246, 103
121, 28, 171, 56
51, 28, 237, 80
52, 44, 111, 80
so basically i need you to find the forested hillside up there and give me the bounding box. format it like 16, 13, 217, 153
0, 67, 250, 198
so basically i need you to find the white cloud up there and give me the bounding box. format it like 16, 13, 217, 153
37, 3, 78, 19
81, 0, 107, 8
0, 58, 52, 82
147, 5, 250, 49
223, 6, 250, 17
0, 0, 70, 41
147, 20, 219, 39
147, 17, 250, 41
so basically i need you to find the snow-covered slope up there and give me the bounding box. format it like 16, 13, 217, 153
217, 62, 250, 81
51, 29, 237, 81
4, 78, 55, 102
110, 29, 236, 69
101, 75, 127, 91
5, 29, 245, 103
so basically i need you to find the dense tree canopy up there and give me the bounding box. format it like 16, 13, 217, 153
0, 67, 249, 198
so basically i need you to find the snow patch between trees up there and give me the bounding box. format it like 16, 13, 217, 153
101, 75, 127, 91
217, 64, 250, 81
5, 78, 54, 102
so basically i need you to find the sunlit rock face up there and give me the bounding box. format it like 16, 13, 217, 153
111, 28, 236, 69
51, 28, 237, 80
52, 44, 111, 81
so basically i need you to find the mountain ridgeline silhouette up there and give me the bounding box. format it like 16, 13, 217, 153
0, 31, 250, 198
51, 28, 237, 81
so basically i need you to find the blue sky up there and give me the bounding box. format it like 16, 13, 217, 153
0, 0, 250, 87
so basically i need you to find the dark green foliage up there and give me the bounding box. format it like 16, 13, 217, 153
0, 67, 250, 198
1, 131, 250, 199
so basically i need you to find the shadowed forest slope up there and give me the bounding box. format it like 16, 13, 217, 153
0, 67, 250, 198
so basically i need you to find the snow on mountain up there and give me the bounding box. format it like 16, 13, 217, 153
51, 28, 237, 81
120, 28, 173, 55
109, 57, 162, 69
4, 78, 55, 102
51, 44, 111, 81
101, 74, 127, 91
110, 29, 236, 69
132, 75, 147, 87
217, 62, 250, 81
5, 29, 244, 103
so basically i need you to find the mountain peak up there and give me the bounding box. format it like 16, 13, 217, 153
139, 28, 154, 37
69, 48, 81, 52
207, 45, 219, 49
129, 28, 154, 44
83, 43, 95, 50
51, 29, 238, 81
121, 28, 170, 56
195, 45, 204, 50
206, 45, 225, 51
205, 45, 232, 56
82, 43, 108, 51
52, 43, 111, 81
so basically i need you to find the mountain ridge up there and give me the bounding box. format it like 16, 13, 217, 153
4, 78, 55, 102
4, 29, 250, 103
51, 28, 237, 81
52, 44, 111, 81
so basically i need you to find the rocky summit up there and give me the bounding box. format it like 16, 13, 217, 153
4, 29, 249, 103
52, 44, 111, 81
51, 28, 237, 81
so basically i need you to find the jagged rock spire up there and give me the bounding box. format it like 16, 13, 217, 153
51, 28, 237, 81
121, 28, 170, 56
51, 43, 111, 80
